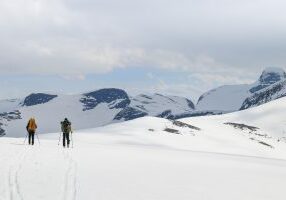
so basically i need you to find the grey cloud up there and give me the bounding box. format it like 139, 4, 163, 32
0, 0, 286, 84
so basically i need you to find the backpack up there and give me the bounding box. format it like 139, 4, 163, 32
61, 120, 71, 133
27, 118, 37, 131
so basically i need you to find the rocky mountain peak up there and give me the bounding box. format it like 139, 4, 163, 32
258, 67, 286, 85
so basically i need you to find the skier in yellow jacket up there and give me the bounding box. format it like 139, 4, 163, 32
26, 117, 37, 145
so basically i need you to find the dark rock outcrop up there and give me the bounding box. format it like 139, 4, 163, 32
80, 88, 131, 111
22, 93, 57, 106
113, 107, 148, 121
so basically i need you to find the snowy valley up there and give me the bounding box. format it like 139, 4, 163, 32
1, 68, 286, 200
2, 1, 286, 199
1, 94, 286, 199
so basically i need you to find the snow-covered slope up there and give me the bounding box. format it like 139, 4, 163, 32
1, 97, 286, 200
0, 89, 195, 137
196, 84, 251, 112
127, 94, 194, 119
196, 67, 286, 112
182, 97, 286, 149
241, 79, 286, 110
0, 99, 21, 112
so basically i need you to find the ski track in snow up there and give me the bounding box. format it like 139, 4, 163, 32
7, 146, 29, 200
0, 148, 19, 200
62, 149, 78, 200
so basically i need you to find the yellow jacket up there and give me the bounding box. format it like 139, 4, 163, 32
27, 118, 37, 132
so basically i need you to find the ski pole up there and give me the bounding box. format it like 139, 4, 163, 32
71, 132, 74, 148
58, 132, 62, 146
36, 132, 40, 145
23, 133, 28, 144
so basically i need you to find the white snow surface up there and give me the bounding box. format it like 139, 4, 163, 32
130, 94, 194, 116
196, 84, 251, 111
0, 99, 21, 113
1, 97, 286, 199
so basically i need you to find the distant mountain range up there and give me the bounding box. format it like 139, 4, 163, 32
0, 89, 196, 137
1, 67, 286, 137
197, 67, 286, 112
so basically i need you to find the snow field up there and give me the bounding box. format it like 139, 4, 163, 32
1, 97, 286, 199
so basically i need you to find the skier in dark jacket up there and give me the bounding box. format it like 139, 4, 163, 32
61, 118, 72, 148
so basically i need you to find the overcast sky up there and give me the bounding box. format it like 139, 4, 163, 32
0, 0, 286, 101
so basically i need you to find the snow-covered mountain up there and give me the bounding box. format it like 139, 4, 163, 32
0, 89, 195, 137
240, 78, 286, 110
196, 67, 286, 112
1, 94, 286, 200
2, 68, 286, 137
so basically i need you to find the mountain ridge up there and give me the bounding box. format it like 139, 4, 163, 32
2, 67, 286, 137
0, 89, 196, 137
196, 67, 286, 112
